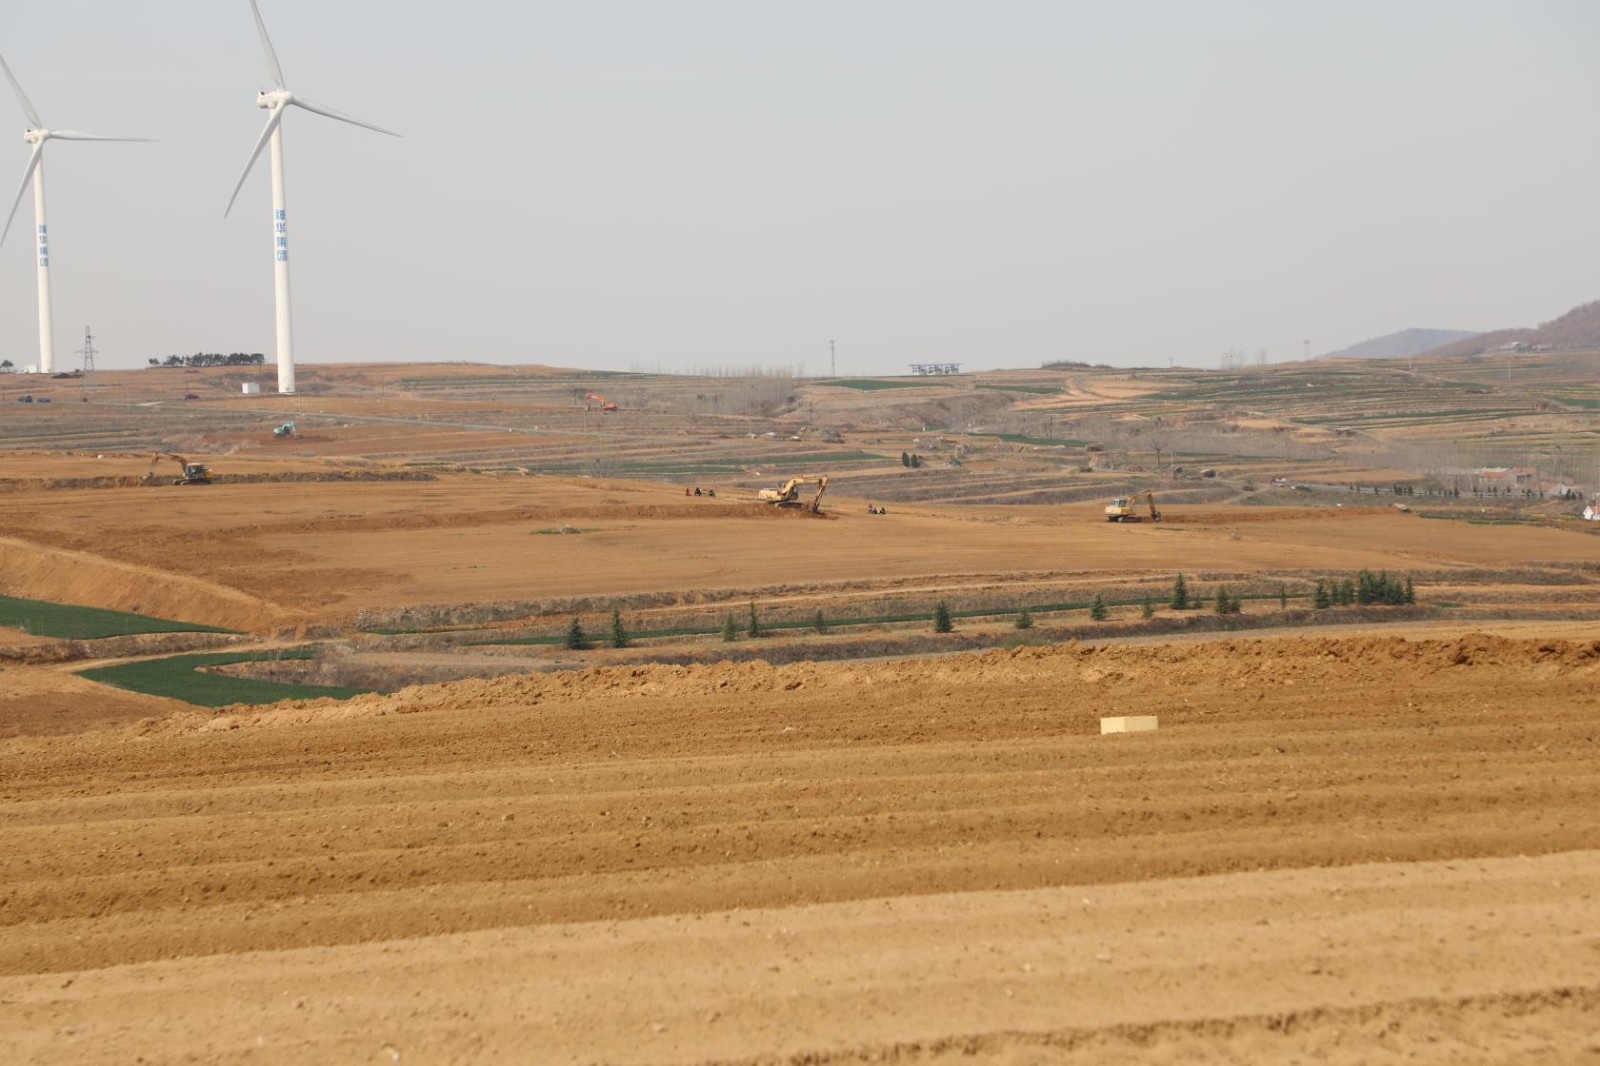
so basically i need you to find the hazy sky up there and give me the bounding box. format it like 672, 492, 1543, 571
1, 1, 1597, 376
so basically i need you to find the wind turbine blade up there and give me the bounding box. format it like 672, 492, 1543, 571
47, 130, 156, 143
224, 107, 284, 218
292, 98, 401, 138
249, 0, 287, 90
0, 142, 45, 250
0, 52, 42, 128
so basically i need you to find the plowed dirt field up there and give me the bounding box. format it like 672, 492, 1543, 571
4, 629, 1598, 1063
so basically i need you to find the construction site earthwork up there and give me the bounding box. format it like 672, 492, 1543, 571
2, 356, 1598, 1064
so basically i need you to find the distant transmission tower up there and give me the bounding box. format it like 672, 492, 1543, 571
74, 328, 97, 400
1303, 338, 1310, 362
830, 338, 836, 378
77, 326, 96, 376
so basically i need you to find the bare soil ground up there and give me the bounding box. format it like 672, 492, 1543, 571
0, 663, 189, 738
1, 464, 1595, 634
2, 361, 1598, 1062
4, 630, 1600, 1063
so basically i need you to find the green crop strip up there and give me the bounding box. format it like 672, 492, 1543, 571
828, 379, 953, 391
975, 384, 1060, 395
0, 594, 238, 640
80, 648, 369, 708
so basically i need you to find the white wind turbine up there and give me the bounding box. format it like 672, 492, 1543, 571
226, 0, 399, 396
1, 52, 151, 375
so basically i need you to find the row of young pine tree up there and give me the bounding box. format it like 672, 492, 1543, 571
561, 571, 1416, 648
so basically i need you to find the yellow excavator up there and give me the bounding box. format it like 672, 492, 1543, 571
758, 474, 828, 513
142, 452, 213, 486
1104, 488, 1160, 522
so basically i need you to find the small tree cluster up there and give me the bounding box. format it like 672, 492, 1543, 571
1355, 570, 1415, 606
1089, 593, 1109, 621
1213, 586, 1242, 615
1313, 572, 1415, 609
564, 617, 588, 650
1014, 607, 1034, 630
933, 600, 953, 633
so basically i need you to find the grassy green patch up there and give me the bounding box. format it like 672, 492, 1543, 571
975, 384, 1060, 395
983, 432, 1090, 447
80, 648, 369, 708
828, 379, 951, 391
0, 594, 238, 640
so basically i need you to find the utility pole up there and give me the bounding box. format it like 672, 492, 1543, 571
829, 339, 836, 378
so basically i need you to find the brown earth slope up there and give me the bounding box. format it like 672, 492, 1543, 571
4, 466, 1598, 633
2, 629, 1598, 1062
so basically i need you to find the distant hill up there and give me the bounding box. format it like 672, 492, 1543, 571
1322, 328, 1479, 360
1416, 299, 1600, 358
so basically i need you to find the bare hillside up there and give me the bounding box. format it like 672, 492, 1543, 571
1420, 298, 1600, 357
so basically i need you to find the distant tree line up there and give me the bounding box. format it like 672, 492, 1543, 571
147, 352, 266, 368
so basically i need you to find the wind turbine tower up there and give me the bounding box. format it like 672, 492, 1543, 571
0, 53, 151, 375
227, 0, 400, 396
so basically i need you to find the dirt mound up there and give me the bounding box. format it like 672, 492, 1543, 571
172, 632, 1600, 732
0, 630, 245, 666
0, 664, 191, 738
0, 536, 285, 632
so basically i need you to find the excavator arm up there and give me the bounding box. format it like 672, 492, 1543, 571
807, 474, 829, 513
